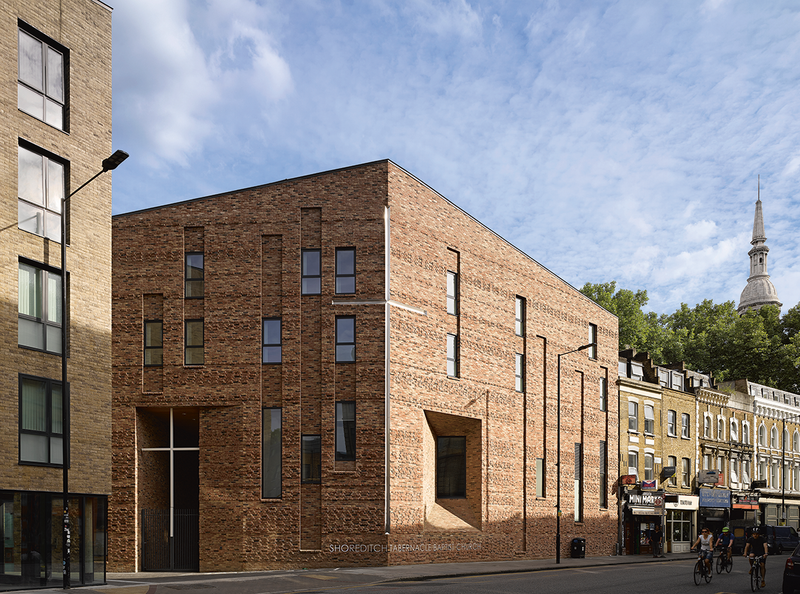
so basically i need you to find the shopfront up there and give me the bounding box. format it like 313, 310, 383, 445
623, 490, 664, 555
665, 494, 697, 553
698, 488, 731, 536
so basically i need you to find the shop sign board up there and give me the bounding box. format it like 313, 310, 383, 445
664, 494, 699, 510
733, 495, 759, 510
699, 488, 731, 508
620, 474, 637, 486
698, 469, 720, 484
641, 479, 658, 490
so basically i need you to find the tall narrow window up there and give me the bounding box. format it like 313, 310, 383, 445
600, 377, 608, 412
335, 316, 355, 362
588, 323, 597, 359
185, 253, 204, 298
628, 451, 638, 476
682, 413, 690, 438
335, 401, 356, 461
18, 144, 65, 241
515, 353, 524, 392
536, 457, 545, 497
667, 410, 676, 436
628, 401, 638, 431
262, 408, 281, 498
18, 261, 62, 354
185, 319, 203, 365
18, 27, 66, 129
682, 458, 691, 487
743, 423, 750, 445
644, 405, 654, 435
301, 434, 321, 483
668, 455, 677, 486
335, 248, 355, 294
144, 320, 163, 366
436, 436, 466, 498
574, 443, 583, 521
515, 296, 525, 336
644, 453, 654, 480
446, 333, 459, 377
446, 271, 458, 315
301, 249, 321, 295
718, 418, 725, 441
19, 375, 64, 466
262, 318, 281, 363
599, 441, 607, 508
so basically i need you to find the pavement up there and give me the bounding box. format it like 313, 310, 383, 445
19, 551, 703, 593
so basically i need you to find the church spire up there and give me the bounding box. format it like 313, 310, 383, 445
737, 175, 781, 314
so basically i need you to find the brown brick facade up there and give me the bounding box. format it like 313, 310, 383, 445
110, 160, 619, 571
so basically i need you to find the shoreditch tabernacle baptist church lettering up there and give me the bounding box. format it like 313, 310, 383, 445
329, 542, 483, 554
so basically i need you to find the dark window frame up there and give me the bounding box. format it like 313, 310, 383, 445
18, 258, 63, 355
515, 296, 525, 336
18, 141, 67, 242
335, 247, 355, 295
515, 353, 524, 392
18, 373, 68, 467
301, 434, 321, 484
143, 319, 163, 366
301, 248, 321, 295
447, 333, 459, 378
446, 270, 458, 315
185, 252, 204, 298
335, 316, 355, 363
335, 401, 356, 461
588, 323, 597, 360
184, 319, 204, 365
18, 20, 68, 131
262, 407, 282, 498
436, 436, 466, 499
600, 377, 608, 412
262, 318, 282, 364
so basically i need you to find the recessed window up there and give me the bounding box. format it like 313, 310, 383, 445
588, 323, 597, 359
335, 248, 355, 294
301, 434, 321, 484
682, 458, 691, 487
144, 320, 163, 366
184, 319, 203, 365
301, 249, 321, 295
262, 408, 281, 498
262, 318, 281, 364
18, 144, 65, 241
742, 423, 750, 445
18, 26, 66, 130
536, 457, 545, 497
335, 401, 356, 461
515, 353, 524, 392
644, 405, 654, 435
667, 410, 676, 436
599, 441, 607, 508
682, 413, 690, 438
436, 436, 466, 498
19, 375, 64, 466
515, 296, 525, 336
718, 418, 725, 441
185, 253, 204, 298
600, 377, 608, 412
644, 453, 654, 481
447, 333, 459, 378
628, 401, 638, 431
628, 451, 638, 477
18, 261, 62, 354
335, 316, 355, 362
630, 362, 644, 381
667, 455, 677, 486
446, 271, 458, 315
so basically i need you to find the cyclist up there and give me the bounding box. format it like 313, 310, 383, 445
692, 526, 714, 574
743, 526, 768, 589
715, 526, 733, 565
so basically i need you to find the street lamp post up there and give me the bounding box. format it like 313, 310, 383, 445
556, 342, 595, 564
61, 150, 128, 589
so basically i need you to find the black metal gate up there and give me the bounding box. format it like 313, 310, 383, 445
141, 509, 198, 571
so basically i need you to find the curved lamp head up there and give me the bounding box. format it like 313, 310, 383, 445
102, 150, 129, 172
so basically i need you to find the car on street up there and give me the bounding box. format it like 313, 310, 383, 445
783, 544, 800, 594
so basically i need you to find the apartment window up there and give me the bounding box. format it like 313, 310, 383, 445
644, 405, 654, 435
717, 455, 725, 475
18, 26, 66, 129
437, 436, 466, 498
759, 459, 767, 481
703, 454, 710, 470
794, 432, 800, 453
667, 410, 676, 436
628, 401, 638, 431
446, 271, 458, 315
18, 144, 65, 241
631, 362, 644, 381
682, 413, 690, 438
772, 426, 779, 449
144, 320, 163, 366
682, 458, 691, 487
335, 401, 356, 461
588, 323, 597, 359
644, 453, 654, 481
515, 353, 524, 392
19, 375, 64, 466
184, 319, 203, 365
759, 424, 766, 446
704, 416, 710, 438
718, 418, 724, 441
668, 455, 677, 486
185, 253, 204, 298
301, 434, 321, 483
731, 458, 739, 484
772, 462, 779, 487
743, 459, 751, 484
536, 457, 545, 497
618, 360, 627, 377
335, 248, 355, 294
628, 451, 638, 477
658, 369, 668, 387
335, 316, 355, 362
515, 296, 525, 336
262, 408, 281, 498
785, 429, 791, 451
301, 249, 321, 295
447, 333, 459, 377
730, 419, 738, 442
262, 318, 281, 364
599, 441, 608, 508
600, 377, 608, 412
671, 372, 684, 391
743, 423, 750, 445
18, 261, 62, 354
794, 465, 799, 491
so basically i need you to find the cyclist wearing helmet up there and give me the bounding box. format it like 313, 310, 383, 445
715, 526, 733, 563
743, 526, 768, 589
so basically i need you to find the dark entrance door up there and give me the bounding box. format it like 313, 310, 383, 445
141, 509, 198, 571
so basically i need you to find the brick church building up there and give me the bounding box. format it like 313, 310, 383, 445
109, 160, 619, 572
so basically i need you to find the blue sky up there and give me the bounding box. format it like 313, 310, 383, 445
109, 0, 800, 317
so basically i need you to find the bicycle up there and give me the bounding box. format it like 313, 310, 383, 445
715, 546, 733, 574
750, 554, 764, 591
693, 550, 713, 585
